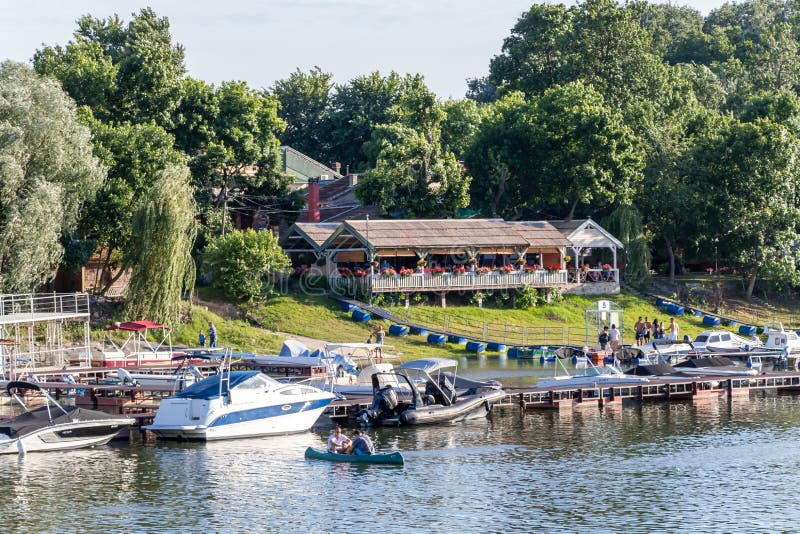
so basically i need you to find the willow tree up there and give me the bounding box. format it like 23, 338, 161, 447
0, 61, 105, 292
602, 205, 651, 285
125, 165, 197, 325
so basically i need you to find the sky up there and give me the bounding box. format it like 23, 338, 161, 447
2, 0, 728, 99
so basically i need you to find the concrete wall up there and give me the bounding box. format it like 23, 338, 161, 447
564, 282, 620, 295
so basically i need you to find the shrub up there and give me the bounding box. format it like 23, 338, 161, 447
515, 284, 542, 309
203, 229, 291, 300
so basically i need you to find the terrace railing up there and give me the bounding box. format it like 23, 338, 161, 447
567, 268, 619, 284
329, 270, 569, 294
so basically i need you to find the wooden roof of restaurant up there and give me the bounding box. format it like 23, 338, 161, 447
318, 219, 571, 251
549, 218, 624, 249
280, 222, 340, 252
505, 221, 571, 248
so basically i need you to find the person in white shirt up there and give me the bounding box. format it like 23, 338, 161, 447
609, 324, 621, 350
327, 426, 351, 453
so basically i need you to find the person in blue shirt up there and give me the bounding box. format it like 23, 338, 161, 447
349, 429, 374, 456
208, 322, 217, 348
198, 330, 206, 347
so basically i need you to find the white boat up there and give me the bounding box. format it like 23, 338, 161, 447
0, 381, 134, 455
145, 349, 334, 441
763, 323, 800, 354
692, 330, 759, 353
537, 359, 650, 388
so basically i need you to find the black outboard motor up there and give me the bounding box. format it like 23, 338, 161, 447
357, 385, 398, 425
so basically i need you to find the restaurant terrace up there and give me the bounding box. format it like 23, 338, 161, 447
280, 218, 623, 302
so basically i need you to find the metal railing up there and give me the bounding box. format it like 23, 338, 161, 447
0, 292, 91, 321
567, 268, 619, 283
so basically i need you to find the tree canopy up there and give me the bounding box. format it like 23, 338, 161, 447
0, 61, 105, 292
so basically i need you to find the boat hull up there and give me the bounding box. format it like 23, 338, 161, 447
373, 389, 506, 427
146, 401, 331, 441
304, 447, 404, 465
0, 419, 134, 455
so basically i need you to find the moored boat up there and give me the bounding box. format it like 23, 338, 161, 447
357, 358, 505, 427
0, 381, 134, 455
304, 446, 404, 465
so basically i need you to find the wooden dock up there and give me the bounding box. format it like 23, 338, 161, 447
6, 371, 800, 429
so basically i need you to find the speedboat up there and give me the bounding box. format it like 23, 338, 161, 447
357, 358, 505, 426
0, 381, 134, 455
763, 323, 800, 354
145, 349, 335, 440
692, 331, 759, 353
537, 359, 650, 388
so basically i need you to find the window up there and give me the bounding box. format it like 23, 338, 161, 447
720, 334, 731, 342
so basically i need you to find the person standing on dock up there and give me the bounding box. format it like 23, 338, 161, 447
208, 322, 217, 348
668, 318, 679, 341
634, 317, 644, 346
609, 324, 620, 351
598, 326, 610, 350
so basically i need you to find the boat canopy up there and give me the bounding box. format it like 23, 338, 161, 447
399, 358, 458, 373
173, 371, 276, 400
280, 340, 310, 358
106, 320, 168, 332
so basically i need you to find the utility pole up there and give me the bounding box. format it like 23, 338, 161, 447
220, 188, 228, 236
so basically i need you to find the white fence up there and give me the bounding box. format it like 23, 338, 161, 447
329, 270, 569, 293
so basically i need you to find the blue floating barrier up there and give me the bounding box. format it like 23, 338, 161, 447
466, 341, 485, 353
666, 303, 684, 316
507, 347, 520, 358
702, 315, 721, 327
341, 302, 356, 312
447, 335, 467, 344
409, 326, 428, 336
351, 309, 371, 322
389, 324, 408, 336
655, 298, 666, 307
427, 333, 446, 345
486, 342, 506, 352
693, 309, 702, 317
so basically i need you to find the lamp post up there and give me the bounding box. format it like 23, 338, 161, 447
714, 237, 720, 313
714, 237, 719, 275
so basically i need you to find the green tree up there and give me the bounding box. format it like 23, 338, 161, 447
356, 76, 471, 217
691, 118, 800, 298
464, 92, 539, 218
0, 61, 105, 292
272, 66, 334, 162
326, 71, 405, 170
125, 165, 197, 325
532, 82, 645, 219
203, 229, 291, 300
81, 119, 186, 292
602, 205, 651, 285
34, 8, 185, 127
441, 99, 486, 159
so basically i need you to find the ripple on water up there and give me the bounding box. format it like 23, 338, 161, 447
2, 396, 800, 531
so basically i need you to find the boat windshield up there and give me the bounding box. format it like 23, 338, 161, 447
174, 371, 276, 400
695, 335, 708, 343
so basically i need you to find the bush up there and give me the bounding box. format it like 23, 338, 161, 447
203, 229, 291, 300
515, 284, 543, 309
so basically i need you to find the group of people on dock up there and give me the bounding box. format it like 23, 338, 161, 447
198, 322, 218, 348
598, 316, 680, 349
327, 426, 375, 456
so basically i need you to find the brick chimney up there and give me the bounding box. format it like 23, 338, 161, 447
332, 161, 342, 174
307, 177, 320, 223
348, 173, 359, 187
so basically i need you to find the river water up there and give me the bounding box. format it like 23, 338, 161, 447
1, 359, 799, 532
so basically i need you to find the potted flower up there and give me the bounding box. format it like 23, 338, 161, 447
381, 267, 397, 277
499, 264, 514, 273
354, 268, 369, 278
524, 264, 538, 271
581, 264, 590, 271
399, 267, 414, 277
545, 265, 560, 272
339, 267, 354, 278
431, 266, 446, 275
453, 265, 467, 275
476, 266, 492, 274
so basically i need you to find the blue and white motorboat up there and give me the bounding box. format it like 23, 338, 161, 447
145, 349, 334, 441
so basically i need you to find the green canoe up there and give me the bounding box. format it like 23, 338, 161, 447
304, 447, 404, 466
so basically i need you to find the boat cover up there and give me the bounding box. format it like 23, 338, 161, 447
173, 371, 263, 400
625, 364, 676, 376
398, 358, 458, 373
0, 406, 127, 439
675, 357, 736, 368
280, 340, 310, 358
